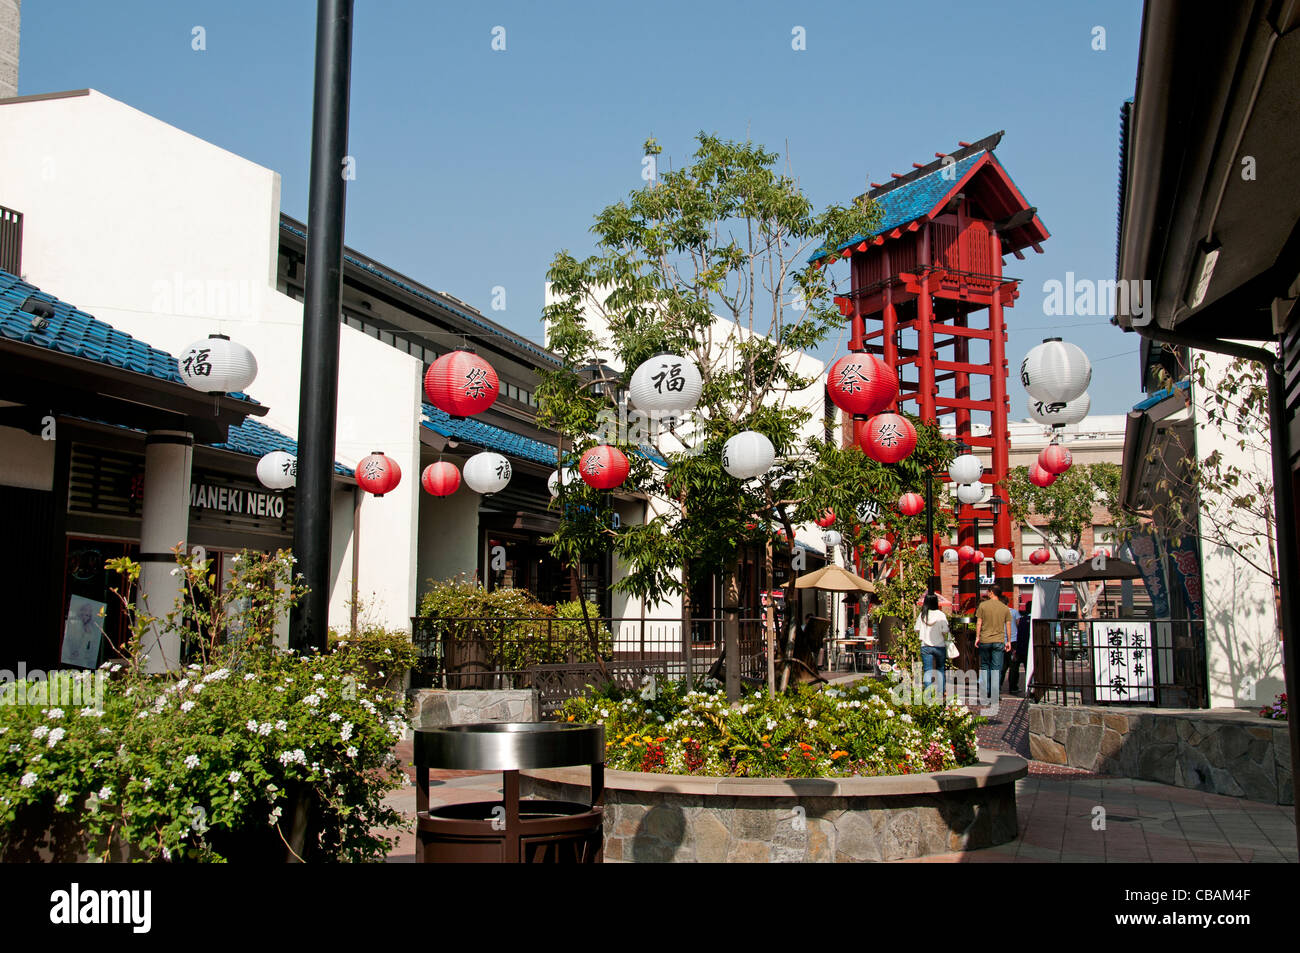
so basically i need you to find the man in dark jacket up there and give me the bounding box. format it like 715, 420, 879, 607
1005, 606, 1031, 695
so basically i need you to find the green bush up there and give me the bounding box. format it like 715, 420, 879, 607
560, 678, 979, 779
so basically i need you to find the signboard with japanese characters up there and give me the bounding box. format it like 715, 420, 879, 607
1091, 620, 1155, 703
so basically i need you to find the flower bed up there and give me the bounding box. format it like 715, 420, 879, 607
0, 549, 410, 862
559, 679, 979, 779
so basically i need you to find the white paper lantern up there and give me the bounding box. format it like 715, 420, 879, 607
955, 483, 984, 505
628, 354, 702, 422
178, 334, 258, 395
256, 450, 296, 490
722, 431, 775, 480
1028, 391, 1091, 427
994, 548, 1013, 565
463, 451, 512, 495
1061, 548, 1081, 565
823, 530, 843, 548
547, 468, 574, 497
948, 453, 983, 485
942, 548, 959, 564
1020, 338, 1091, 405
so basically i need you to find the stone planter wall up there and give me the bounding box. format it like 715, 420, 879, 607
520, 754, 1027, 862
408, 689, 538, 730
1029, 705, 1292, 804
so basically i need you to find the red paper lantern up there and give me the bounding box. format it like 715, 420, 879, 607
872, 538, 893, 556
421, 461, 460, 497
858, 413, 917, 464
357, 451, 401, 497
814, 509, 836, 528
578, 445, 630, 490
424, 349, 500, 417
974, 550, 986, 563
1028, 463, 1057, 488
898, 492, 924, 516
1039, 443, 1073, 475
1030, 548, 1051, 565
827, 353, 898, 417
957, 545, 977, 563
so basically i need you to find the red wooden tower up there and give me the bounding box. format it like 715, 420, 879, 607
822, 132, 1050, 612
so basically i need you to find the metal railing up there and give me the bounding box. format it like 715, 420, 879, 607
409, 615, 767, 692
1029, 618, 1207, 708
0, 205, 21, 275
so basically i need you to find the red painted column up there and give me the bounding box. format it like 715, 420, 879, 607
882, 248, 899, 413
917, 227, 936, 424
988, 229, 1014, 601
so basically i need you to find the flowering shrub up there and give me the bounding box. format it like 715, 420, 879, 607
560, 679, 979, 779
1259, 692, 1287, 721
0, 548, 409, 862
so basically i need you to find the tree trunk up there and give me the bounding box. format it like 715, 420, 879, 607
681, 554, 693, 688
723, 563, 741, 701
764, 539, 776, 697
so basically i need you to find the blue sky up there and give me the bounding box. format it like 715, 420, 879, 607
18, 0, 1144, 415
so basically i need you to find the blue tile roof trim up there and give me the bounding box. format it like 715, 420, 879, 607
1132, 379, 1190, 413
811, 153, 984, 261
279, 222, 560, 367
0, 269, 260, 405
422, 402, 560, 466
213, 417, 354, 477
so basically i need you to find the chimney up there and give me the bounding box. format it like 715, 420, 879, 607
0, 0, 18, 99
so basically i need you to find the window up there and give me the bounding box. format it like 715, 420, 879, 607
1021, 525, 1045, 547
380, 330, 396, 348
1092, 525, 1117, 556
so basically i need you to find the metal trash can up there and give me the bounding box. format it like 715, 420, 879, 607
414, 722, 604, 863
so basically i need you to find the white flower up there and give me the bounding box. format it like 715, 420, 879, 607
243, 673, 256, 681
232, 790, 241, 802
169, 568, 180, 576
345, 746, 358, 759
55, 793, 70, 807
247, 719, 259, 731
142, 778, 152, 790
313, 674, 324, 682
180, 701, 195, 712
97, 785, 113, 800
47, 708, 64, 720
7, 744, 19, 753
46, 727, 65, 748
301, 694, 320, 708
183, 755, 200, 769
228, 770, 242, 784
266, 783, 278, 794
175, 678, 190, 692
191, 683, 204, 694
275, 720, 288, 732
20, 772, 37, 788
268, 807, 283, 825
231, 554, 241, 564
258, 723, 274, 737
277, 748, 306, 766
340, 722, 354, 742
328, 712, 342, 723
203, 668, 230, 683
32, 726, 49, 739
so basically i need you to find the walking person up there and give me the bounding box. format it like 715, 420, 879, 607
974, 589, 1013, 716
914, 593, 949, 703
1005, 605, 1030, 695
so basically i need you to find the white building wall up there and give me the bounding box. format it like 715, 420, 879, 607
1192, 349, 1284, 708
416, 483, 482, 597
0, 90, 422, 635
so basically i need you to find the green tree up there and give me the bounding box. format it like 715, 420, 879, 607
1002, 462, 1124, 616
539, 132, 881, 699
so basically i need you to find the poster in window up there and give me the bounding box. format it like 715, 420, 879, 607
1091, 620, 1154, 703
61, 595, 106, 669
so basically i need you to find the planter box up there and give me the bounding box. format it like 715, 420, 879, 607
520, 754, 1027, 862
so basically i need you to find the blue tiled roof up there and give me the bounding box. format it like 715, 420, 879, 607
280, 221, 560, 367
422, 402, 560, 466
213, 417, 354, 477
1, 268, 189, 384
0, 269, 260, 406
815, 153, 984, 261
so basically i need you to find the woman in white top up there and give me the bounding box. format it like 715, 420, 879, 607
914, 592, 949, 700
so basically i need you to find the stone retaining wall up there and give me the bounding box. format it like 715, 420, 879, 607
521, 754, 1027, 862
1029, 705, 1292, 804
408, 689, 538, 730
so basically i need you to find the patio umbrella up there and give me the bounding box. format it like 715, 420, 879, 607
1048, 558, 1142, 581
793, 564, 876, 593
